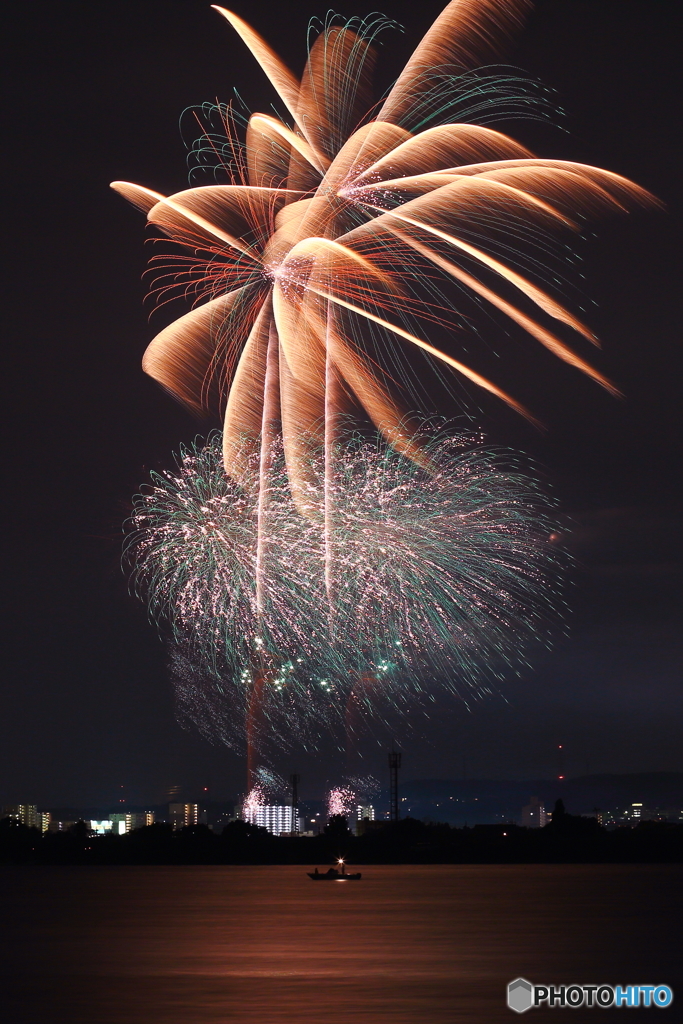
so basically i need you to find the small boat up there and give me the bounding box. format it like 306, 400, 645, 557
308, 859, 361, 881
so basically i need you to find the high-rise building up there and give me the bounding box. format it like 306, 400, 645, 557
2, 805, 43, 830
109, 811, 155, 833
128, 811, 155, 831
167, 802, 205, 827
244, 804, 300, 835
521, 796, 547, 828
356, 804, 375, 835
169, 803, 198, 829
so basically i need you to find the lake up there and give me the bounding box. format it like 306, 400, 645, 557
1, 864, 680, 1022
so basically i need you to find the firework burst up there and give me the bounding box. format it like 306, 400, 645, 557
326, 786, 357, 820
127, 427, 565, 751
112, 1, 655, 515
115, 3, 654, 762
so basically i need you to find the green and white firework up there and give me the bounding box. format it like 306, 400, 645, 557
126, 427, 565, 750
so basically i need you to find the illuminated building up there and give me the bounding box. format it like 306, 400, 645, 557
521, 796, 547, 828
128, 811, 155, 830
169, 803, 199, 830
89, 820, 113, 834
244, 804, 300, 835
110, 811, 155, 833
356, 804, 375, 835
2, 805, 43, 830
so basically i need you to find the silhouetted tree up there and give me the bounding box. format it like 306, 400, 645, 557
178, 823, 213, 838
545, 798, 601, 838
221, 819, 270, 840
553, 799, 566, 821
68, 820, 90, 841
323, 814, 352, 842
0, 816, 22, 832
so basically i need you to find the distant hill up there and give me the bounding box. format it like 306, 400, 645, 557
384, 773, 683, 825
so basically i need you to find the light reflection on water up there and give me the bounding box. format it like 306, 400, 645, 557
1, 864, 680, 1022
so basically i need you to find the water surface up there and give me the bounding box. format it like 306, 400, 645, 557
1, 864, 680, 1022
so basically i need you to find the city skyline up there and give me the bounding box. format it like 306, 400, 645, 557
5, 769, 683, 834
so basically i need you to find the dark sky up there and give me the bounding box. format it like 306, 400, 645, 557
2, 0, 681, 807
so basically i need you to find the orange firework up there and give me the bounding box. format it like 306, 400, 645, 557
113, 1, 655, 515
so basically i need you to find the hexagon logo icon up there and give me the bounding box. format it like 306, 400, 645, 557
508, 978, 534, 1013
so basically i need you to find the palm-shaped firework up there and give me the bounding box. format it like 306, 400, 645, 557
113, 0, 652, 505
117, 2, 653, 760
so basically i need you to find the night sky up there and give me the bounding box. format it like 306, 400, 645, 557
3, 0, 681, 807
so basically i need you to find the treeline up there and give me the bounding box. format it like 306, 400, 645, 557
1, 804, 681, 865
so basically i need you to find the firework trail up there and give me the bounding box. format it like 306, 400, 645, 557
345, 775, 381, 802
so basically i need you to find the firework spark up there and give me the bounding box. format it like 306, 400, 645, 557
326, 777, 380, 819
241, 768, 291, 820
345, 775, 381, 802
326, 786, 356, 820
242, 784, 265, 822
